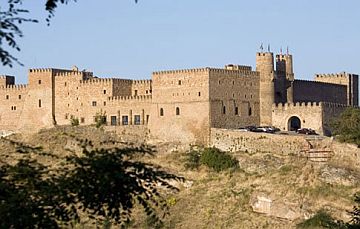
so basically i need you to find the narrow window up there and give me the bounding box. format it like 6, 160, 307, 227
160, 108, 164, 116
134, 90, 138, 96
103, 90, 106, 94
65, 114, 69, 119
223, 106, 226, 114
235, 107, 239, 115
92, 101, 97, 106
38, 99, 42, 108
65, 82, 67, 86
198, 92, 201, 97
14, 106, 16, 110
103, 101, 106, 106
178, 80, 182, 85
80, 117, 85, 123
38, 80, 41, 84
176, 107, 180, 116
146, 115, 150, 124
218, 80, 221, 85
18, 95, 21, 99
6, 95, 9, 100
248, 107, 252, 116
11, 106, 13, 111
134, 115, 141, 125
111, 116, 117, 126
146, 90, 148, 94
122, 116, 129, 125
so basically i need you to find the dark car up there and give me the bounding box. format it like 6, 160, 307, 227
296, 128, 317, 135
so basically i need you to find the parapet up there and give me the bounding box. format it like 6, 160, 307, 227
132, 79, 152, 85
273, 101, 321, 109
29, 68, 53, 73
0, 84, 28, 91
209, 68, 259, 77
108, 95, 152, 102
273, 101, 349, 109
224, 64, 252, 71
80, 78, 114, 85
153, 67, 210, 75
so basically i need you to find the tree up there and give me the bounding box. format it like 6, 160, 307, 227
0, 0, 138, 67
0, 137, 183, 227
331, 107, 360, 146
348, 192, 360, 228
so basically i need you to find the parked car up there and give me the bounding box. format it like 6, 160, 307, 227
245, 126, 257, 132
296, 128, 317, 135
237, 127, 249, 132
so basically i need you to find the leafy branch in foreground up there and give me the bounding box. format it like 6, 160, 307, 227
0, 0, 38, 67
0, 137, 183, 228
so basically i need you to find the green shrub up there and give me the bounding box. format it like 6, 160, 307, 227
94, 110, 107, 128
184, 150, 201, 170
296, 210, 346, 229
184, 147, 238, 172
70, 116, 79, 126
331, 107, 360, 146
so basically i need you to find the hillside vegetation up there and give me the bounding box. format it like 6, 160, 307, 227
1, 126, 360, 228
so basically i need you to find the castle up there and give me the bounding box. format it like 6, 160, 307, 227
0, 51, 358, 144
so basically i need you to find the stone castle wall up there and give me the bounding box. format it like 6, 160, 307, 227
209, 68, 260, 129
0, 51, 357, 144
293, 80, 347, 104
210, 128, 308, 154
315, 73, 359, 106
272, 102, 324, 134
149, 68, 211, 145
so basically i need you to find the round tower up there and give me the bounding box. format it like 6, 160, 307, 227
256, 52, 275, 126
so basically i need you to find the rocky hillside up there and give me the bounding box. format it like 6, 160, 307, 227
1, 126, 359, 228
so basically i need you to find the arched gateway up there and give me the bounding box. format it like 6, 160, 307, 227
288, 116, 301, 131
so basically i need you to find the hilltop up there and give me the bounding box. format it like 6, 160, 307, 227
1, 126, 359, 228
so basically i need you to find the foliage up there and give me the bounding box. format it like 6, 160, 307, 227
94, 110, 107, 128
348, 192, 360, 228
200, 147, 239, 172
0, 137, 183, 228
70, 115, 79, 126
184, 149, 201, 170
296, 210, 346, 229
184, 147, 238, 172
331, 107, 360, 146
0, 0, 38, 67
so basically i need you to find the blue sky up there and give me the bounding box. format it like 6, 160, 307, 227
1, 0, 360, 84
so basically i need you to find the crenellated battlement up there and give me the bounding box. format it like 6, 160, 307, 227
54, 71, 84, 77
273, 101, 349, 109
209, 68, 259, 76
80, 78, 114, 85
132, 79, 152, 85
294, 79, 346, 87
153, 67, 210, 75
273, 102, 321, 109
29, 68, 53, 73
315, 72, 349, 78
0, 84, 28, 90
108, 95, 152, 101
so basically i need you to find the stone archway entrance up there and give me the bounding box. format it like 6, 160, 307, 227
288, 116, 301, 131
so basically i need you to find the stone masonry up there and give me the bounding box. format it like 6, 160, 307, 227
0, 51, 358, 144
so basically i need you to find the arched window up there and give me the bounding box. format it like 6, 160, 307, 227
176, 107, 180, 116
160, 108, 164, 116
